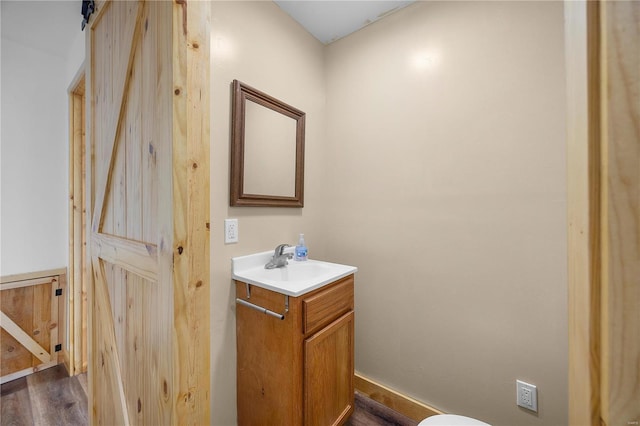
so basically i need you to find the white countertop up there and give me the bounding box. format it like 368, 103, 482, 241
231, 250, 357, 297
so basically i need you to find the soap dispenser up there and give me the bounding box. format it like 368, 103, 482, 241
295, 233, 308, 261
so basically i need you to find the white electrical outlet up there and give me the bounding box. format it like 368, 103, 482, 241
224, 219, 238, 243
517, 380, 538, 412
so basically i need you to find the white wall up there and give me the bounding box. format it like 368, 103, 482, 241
66, 26, 86, 85
0, 1, 84, 276
323, 2, 567, 425
210, 2, 326, 424
210, 2, 567, 426
1, 38, 69, 275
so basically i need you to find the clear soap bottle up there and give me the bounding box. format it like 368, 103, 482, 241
295, 233, 308, 261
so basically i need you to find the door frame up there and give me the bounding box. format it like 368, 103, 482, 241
68, 64, 88, 377
566, 1, 639, 425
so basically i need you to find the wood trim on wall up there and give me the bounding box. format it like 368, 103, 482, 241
68, 67, 88, 377
355, 373, 444, 422
566, 1, 640, 425
565, 1, 602, 425
171, 0, 211, 423
84, 0, 94, 417
0, 268, 67, 284
599, 2, 639, 424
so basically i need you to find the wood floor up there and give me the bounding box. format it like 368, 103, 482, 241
346, 391, 419, 426
1, 365, 416, 426
1, 365, 87, 426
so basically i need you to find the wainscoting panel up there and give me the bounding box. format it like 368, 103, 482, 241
0, 269, 67, 384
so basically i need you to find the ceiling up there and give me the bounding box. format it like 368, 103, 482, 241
0, 1, 414, 60
273, 1, 415, 44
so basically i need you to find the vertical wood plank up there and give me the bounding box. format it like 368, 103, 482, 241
155, 2, 175, 424
126, 37, 143, 244
567, 1, 639, 425
56, 274, 66, 366
69, 87, 85, 377
32, 283, 52, 366
124, 6, 144, 424
49, 280, 58, 364
141, 0, 156, 245
86, 1, 96, 422
600, 1, 640, 425
566, 2, 602, 424
125, 275, 144, 425
67, 78, 88, 376
49, 279, 58, 365
81, 88, 88, 374
73, 93, 83, 374
87, 2, 116, 424
171, 0, 211, 423
68, 90, 77, 376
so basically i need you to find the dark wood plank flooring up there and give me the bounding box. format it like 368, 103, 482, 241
1, 364, 88, 426
346, 391, 419, 426
2, 365, 417, 425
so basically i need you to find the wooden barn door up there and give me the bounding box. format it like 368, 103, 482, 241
86, 1, 210, 424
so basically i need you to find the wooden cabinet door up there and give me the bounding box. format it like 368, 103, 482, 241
304, 311, 354, 426
87, 1, 210, 424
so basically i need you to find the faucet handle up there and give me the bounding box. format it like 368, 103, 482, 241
275, 243, 291, 256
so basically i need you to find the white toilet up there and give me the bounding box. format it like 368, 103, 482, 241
418, 414, 490, 425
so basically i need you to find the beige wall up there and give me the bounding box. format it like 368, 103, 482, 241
210, 1, 567, 425
210, 2, 326, 424
323, 2, 567, 425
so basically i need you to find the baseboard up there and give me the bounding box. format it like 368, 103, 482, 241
1, 361, 58, 385
354, 373, 444, 422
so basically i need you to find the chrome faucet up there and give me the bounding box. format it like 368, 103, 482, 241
265, 244, 293, 269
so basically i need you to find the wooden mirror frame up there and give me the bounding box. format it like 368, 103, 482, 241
230, 80, 305, 207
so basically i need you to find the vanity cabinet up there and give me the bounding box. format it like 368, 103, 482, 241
235, 275, 355, 426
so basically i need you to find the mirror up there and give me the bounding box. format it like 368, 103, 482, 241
230, 80, 305, 207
